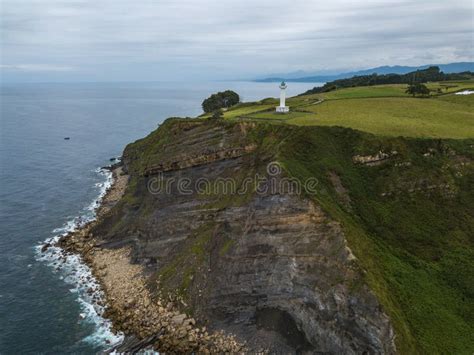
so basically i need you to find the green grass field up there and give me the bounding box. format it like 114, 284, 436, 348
297, 81, 474, 101
222, 102, 275, 119
245, 110, 314, 121
287, 97, 474, 139
221, 80, 474, 139
318, 84, 408, 99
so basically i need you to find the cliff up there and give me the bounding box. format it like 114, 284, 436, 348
69, 118, 474, 353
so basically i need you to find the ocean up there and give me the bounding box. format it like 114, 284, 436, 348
0, 81, 318, 354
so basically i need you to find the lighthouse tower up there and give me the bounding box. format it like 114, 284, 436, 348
276, 81, 289, 113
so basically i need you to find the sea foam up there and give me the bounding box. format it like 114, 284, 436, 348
35, 166, 124, 350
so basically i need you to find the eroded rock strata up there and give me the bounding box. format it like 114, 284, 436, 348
62, 119, 397, 354
59, 166, 245, 353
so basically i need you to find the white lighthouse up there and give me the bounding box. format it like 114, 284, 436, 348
276, 81, 289, 113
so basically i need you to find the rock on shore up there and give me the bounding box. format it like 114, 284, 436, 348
57, 164, 245, 353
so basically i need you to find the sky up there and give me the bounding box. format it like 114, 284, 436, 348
1, 0, 473, 82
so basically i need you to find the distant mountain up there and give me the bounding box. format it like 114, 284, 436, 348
255, 62, 474, 83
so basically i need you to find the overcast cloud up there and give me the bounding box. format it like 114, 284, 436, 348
1, 0, 472, 82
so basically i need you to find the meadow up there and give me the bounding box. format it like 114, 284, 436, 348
220, 80, 474, 139
287, 97, 474, 139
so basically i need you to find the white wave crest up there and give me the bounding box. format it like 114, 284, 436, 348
35, 166, 124, 350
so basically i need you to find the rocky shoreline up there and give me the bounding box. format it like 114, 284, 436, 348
49, 163, 246, 353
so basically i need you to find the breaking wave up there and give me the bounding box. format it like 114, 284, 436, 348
35, 167, 124, 350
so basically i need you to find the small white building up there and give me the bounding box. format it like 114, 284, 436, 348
276, 81, 290, 113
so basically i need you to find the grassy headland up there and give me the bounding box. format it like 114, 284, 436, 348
194, 80, 474, 352
109, 77, 474, 353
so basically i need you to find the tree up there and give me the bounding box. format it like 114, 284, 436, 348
405, 83, 430, 97
202, 90, 240, 113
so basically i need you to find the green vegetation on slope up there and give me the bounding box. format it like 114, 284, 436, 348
269, 125, 474, 353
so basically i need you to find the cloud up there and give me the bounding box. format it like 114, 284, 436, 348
1, 0, 472, 81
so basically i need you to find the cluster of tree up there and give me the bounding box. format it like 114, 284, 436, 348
301, 66, 474, 95
405, 83, 430, 97
202, 90, 240, 113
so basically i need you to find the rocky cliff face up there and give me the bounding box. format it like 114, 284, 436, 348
92, 119, 397, 353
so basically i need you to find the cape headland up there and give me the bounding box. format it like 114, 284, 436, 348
45, 77, 474, 353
